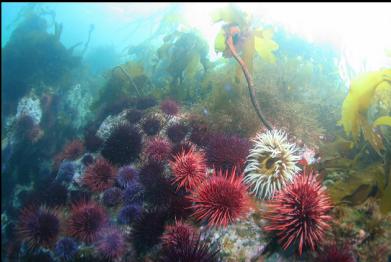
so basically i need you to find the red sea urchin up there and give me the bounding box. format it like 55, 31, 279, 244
206, 133, 250, 173
83, 158, 116, 192
159, 221, 218, 261
188, 167, 251, 227
263, 169, 333, 256
161, 221, 197, 248
160, 98, 180, 116
67, 201, 108, 243
144, 137, 172, 163
159, 224, 219, 262
18, 205, 61, 249
316, 244, 356, 262
169, 147, 207, 191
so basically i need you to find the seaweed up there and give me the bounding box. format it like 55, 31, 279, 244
339, 69, 391, 153
2, 11, 80, 116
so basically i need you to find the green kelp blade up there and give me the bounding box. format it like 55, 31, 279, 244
380, 183, 391, 214
373, 116, 391, 127
327, 164, 385, 206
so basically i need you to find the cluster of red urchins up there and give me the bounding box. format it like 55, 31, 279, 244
263, 169, 333, 256
169, 144, 251, 227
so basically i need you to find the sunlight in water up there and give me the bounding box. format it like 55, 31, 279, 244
182, 3, 391, 82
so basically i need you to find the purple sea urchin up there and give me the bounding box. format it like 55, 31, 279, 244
316, 244, 355, 262
101, 123, 142, 165
123, 183, 144, 205
131, 209, 168, 256
18, 205, 61, 249
116, 165, 140, 189
161, 221, 196, 248
96, 227, 125, 260
142, 116, 161, 136
54, 237, 79, 261
56, 161, 75, 184
166, 122, 189, 143
102, 187, 123, 207
117, 204, 142, 225
139, 161, 173, 207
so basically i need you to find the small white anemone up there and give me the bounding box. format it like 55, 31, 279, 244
244, 129, 301, 199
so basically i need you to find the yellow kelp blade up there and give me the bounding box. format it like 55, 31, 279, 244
254, 29, 279, 64
339, 69, 391, 151
373, 116, 391, 127
211, 4, 247, 27
214, 29, 226, 53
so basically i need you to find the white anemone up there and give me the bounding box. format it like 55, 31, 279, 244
244, 129, 300, 199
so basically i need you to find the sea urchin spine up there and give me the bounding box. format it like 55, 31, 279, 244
67, 201, 108, 243
18, 205, 61, 249
188, 167, 250, 227
83, 158, 116, 192
263, 169, 333, 256
169, 147, 207, 191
